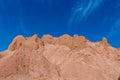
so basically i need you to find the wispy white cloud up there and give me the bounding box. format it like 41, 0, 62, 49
68, 0, 103, 26
107, 19, 120, 38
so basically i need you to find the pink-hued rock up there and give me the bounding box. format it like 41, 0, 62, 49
0, 34, 120, 80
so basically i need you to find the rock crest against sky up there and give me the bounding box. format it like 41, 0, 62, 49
0, 34, 120, 80
0, 0, 120, 51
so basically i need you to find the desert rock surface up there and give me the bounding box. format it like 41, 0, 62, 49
0, 34, 120, 80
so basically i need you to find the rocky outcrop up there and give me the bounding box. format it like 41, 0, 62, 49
0, 34, 120, 80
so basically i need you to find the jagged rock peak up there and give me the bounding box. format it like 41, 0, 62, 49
55, 34, 73, 48
71, 34, 88, 50
28, 34, 40, 42
101, 37, 110, 46
8, 35, 26, 51
31, 34, 39, 40
9, 34, 47, 51
59, 34, 72, 38
42, 34, 53, 39
41, 34, 54, 44
73, 34, 87, 41
8, 34, 111, 51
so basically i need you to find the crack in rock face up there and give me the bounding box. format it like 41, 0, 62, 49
0, 34, 120, 80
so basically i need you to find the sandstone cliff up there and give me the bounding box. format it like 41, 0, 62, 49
0, 34, 120, 80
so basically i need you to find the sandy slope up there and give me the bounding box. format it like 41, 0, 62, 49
0, 34, 120, 80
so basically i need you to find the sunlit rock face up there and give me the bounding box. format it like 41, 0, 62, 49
0, 34, 120, 80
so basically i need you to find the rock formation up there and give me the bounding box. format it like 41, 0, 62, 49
0, 34, 120, 80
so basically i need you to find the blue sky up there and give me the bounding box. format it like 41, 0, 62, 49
0, 0, 120, 51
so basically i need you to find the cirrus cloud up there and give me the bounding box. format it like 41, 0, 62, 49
107, 19, 120, 38
68, 0, 104, 26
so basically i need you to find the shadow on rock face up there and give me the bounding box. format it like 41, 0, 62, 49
118, 76, 120, 80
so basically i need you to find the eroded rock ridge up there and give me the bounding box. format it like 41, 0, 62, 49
0, 34, 120, 80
